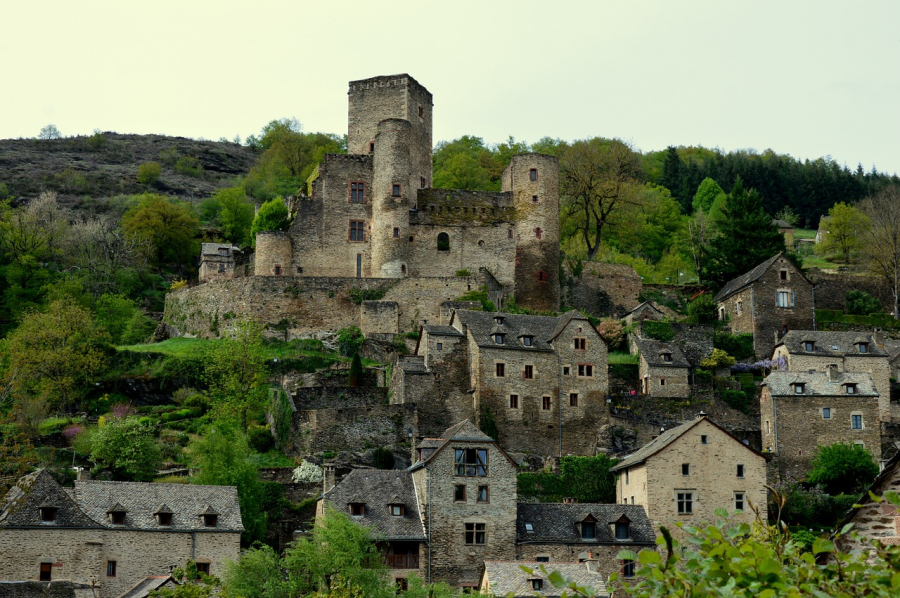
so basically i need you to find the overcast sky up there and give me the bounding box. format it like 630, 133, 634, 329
3, 1, 898, 173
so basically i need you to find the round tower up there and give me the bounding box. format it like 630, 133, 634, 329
254, 231, 292, 276
370, 118, 412, 278
504, 154, 560, 311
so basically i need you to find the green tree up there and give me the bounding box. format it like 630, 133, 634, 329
215, 188, 255, 246
692, 177, 726, 214
250, 197, 290, 245
845, 289, 882, 315
121, 194, 199, 268
38, 124, 61, 139
0, 415, 38, 496
64, 215, 151, 299
95, 294, 155, 345
204, 320, 270, 431
90, 417, 161, 481
702, 178, 785, 289
859, 185, 900, 318
816, 202, 869, 264
659, 146, 688, 212
222, 544, 287, 598
432, 135, 500, 191
191, 420, 267, 545
807, 442, 879, 496
4, 298, 110, 410
687, 293, 717, 324
347, 352, 363, 387
137, 161, 162, 186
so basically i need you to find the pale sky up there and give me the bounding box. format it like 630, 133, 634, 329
2, 1, 898, 174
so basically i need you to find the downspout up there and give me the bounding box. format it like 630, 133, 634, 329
427, 464, 432, 584
750, 286, 757, 355
772, 396, 779, 455
191, 531, 196, 560
557, 347, 562, 457
812, 286, 817, 331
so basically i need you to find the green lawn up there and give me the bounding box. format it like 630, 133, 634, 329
793, 228, 818, 240
609, 351, 639, 365
117, 337, 343, 362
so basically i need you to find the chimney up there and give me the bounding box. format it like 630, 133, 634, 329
827, 364, 840, 382
584, 551, 598, 573
76, 467, 91, 481
563, 497, 577, 504
323, 463, 336, 493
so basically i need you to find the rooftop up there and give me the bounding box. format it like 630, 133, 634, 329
482, 561, 608, 598
776, 331, 888, 357
762, 370, 878, 396
516, 503, 655, 545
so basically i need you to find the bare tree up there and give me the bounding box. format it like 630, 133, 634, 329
65, 216, 151, 297
38, 124, 61, 139
559, 138, 642, 261
859, 185, 900, 318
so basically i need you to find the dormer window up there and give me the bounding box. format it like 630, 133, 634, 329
804, 341, 815, 352
493, 334, 505, 344
858, 342, 869, 354
661, 352, 672, 363
390, 504, 404, 516
350, 503, 365, 517
204, 514, 218, 527
107, 503, 127, 525
793, 383, 806, 395
846, 383, 858, 395
522, 336, 534, 347
614, 515, 631, 540
581, 518, 596, 540
39, 507, 57, 523
494, 316, 505, 326
155, 505, 173, 526
524, 522, 534, 533
531, 579, 543, 590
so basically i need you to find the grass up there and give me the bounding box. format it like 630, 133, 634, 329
793, 228, 818, 240
252, 451, 296, 467
117, 337, 344, 362
609, 351, 639, 365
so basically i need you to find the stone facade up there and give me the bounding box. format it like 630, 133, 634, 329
611, 417, 768, 531
634, 338, 690, 399
0, 471, 241, 598
836, 451, 900, 553
760, 369, 881, 476
198, 243, 240, 283
714, 253, 815, 359
565, 262, 642, 318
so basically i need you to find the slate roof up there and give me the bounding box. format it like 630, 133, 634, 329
481, 562, 609, 598
410, 419, 517, 470
0, 581, 96, 598
622, 301, 663, 319
200, 243, 237, 255
422, 325, 463, 337
397, 355, 428, 372
714, 252, 810, 302
0, 470, 100, 528
320, 469, 426, 541
883, 340, 900, 362
772, 219, 793, 229
119, 576, 179, 598
516, 503, 655, 545
73, 479, 243, 531
634, 338, 689, 368
776, 331, 888, 358
762, 371, 879, 397
452, 309, 590, 352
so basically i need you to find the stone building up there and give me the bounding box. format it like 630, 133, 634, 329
834, 450, 900, 554
252, 74, 559, 312
760, 368, 881, 476
610, 416, 768, 529
391, 309, 609, 455
480, 561, 609, 597
714, 253, 815, 359
633, 337, 690, 398
772, 331, 891, 421
0, 470, 242, 598
772, 219, 794, 249
198, 243, 240, 283
621, 301, 665, 327
515, 503, 655, 582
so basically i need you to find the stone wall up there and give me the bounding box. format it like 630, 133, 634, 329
516, 543, 652, 583
360, 301, 399, 335
639, 359, 690, 398
807, 269, 893, 313
836, 461, 900, 553
292, 386, 387, 410
566, 263, 642, 318
287, 403, 416, 455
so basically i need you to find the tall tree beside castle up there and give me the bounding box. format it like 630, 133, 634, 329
702, 178, 785, 289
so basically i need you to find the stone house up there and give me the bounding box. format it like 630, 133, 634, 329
714, 253, 815, 359
480, 561, 609, 597
198, 243, 240, 283
391, 309, 609, 455
317, 468, 427, 584
760, 368, 881, 476
834, 449, 900, 554
0, 470, 242, 598
621, 301, 665, 327
515, 503, 655, 583
772, 330, 892, 421
610, 416, 768, 530
772, 219, 794, 248
633, 337, 690, 398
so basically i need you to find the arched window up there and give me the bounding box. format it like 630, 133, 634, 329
437, 232, 450, 251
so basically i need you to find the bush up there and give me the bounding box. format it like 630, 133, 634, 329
336, 326, 364, 357
808, 443, 879, 495
700, 348, 736, 368
456, 287, 495, 312
714, 332, 755, 361
596, 319, 625, 349
719, 389, 751, 413
642, 320, 675, 342
247, 424, 275, 454
136, 161, 162, 185
174, 156, 203, 177
694, 369, 712, 383
348, 288, 386, 304
846, 289, 882, 315
292, 460, 323, 483
687, 293, 718, 324
372, 447, 395, 470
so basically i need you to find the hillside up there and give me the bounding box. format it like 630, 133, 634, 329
0, 132, 259, 210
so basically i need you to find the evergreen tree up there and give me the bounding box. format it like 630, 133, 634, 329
659, 146, 687, 212
702, 177, 785, 289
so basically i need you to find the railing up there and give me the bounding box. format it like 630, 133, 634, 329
384, 554, 419, 569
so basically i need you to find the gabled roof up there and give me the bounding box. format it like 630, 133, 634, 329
516, 503, 655, 545
883, 340, 900, 362
451, 309, 593, 352
118, 575, 179, 598
622, 301, 663, 319
481, 562, 609, 598
761, 371, 878, 397
714, 253, 812, 302
611, 416, 765, 472
422, 325, 463, 337
0, 470, 99, 528
321, 469, 426, 541
409, 419, 518, 471
775, 331, 888, 358
633, 337, 690, 368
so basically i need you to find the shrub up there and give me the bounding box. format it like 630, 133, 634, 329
694, 369, 712, 383
336, 326, 364, 357
700, 348, 736, 368
846, 289, 882, 315
455, 269, 472, 277
292, 460, 323, 483
347, 352, 364, 387
457, 287, 496, 312
372, 447, 395, 470
687, 293, 718, 324
247, 424, 275, 454
596, 319, 625, 349
714, 331, 755, 361
719, 389, 751, 413
136, 161, 162, 185
174, 156, 203, 177
348, 288, 386, 304
642, 320, 674, 342
808, 443, 879, 495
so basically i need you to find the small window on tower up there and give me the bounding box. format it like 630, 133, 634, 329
536, 270, 548, 283
273, 265, 281, 276
393, 227, 399, 238
532, 195, 538, 203
529, 168, 537, 181
421, 176, 426, 188
368, 142, 375, 153
534, 227, 542, 239
392, 184, 401, 197
418, 105, 424, 117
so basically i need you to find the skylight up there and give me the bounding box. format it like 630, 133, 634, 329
525, 523, 534, 532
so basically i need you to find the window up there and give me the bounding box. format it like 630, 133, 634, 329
349, 220, 365, 241
804, 341, 815, 352
682, 463, 690, 476
846, 383, 857, 395
420, 176, 426, 188
734, 492, 745, 512
196, 563, 210, 576
523, 365, 534, 379
107, 561, 116, 577
465, 522, 486, 544
622, 559, 635, 578
418, 105, 424, 117
793, 383, 806, 394
40, 563, 52, 582
350, 182, 365, 203
508, 228, 513, 239
532, 195, 538, 203
409, 235, 415, 242
858, 342, 869, 353
495, 363, 505, 377
569, 392, 579, 407
437, 232, 450, 251
110, 511, 126, 525
529, 168, 537, 181
581, 521, 596, 540
522, 336, 534, 347
780, 269, 788, 281
454, 448, 488, 476
157, 512, 172, 526
766, 420, 770, 435
351, 503, 365, 516
531, 579, 543, 590
563, 366, 570, 376
509, 394, 519, 408
776, 290, 794, 308
574, 338, 586, 351
39, 507, 57, 523
477, 486, 489, 502
204, 514, 218, 527
577, 364, 593, 377
737, 464, 744, 478
397, 578, 409, 592
852, 414, 863, 429
542, 396, 551, 410
392, 184, 401, 197
615, 522, 630, 540
677, 492, 693, 514
390, 504, 404, 516
534, 227, 542, 239
736, 300, 743, 315
218, 247, 229, 256
393, 227, 399, 238
524, 522, 534, 533
454, 485, 466, 501
660, 378, 666, 386
273, 265, 282, 276
218, 263, 225, 273
701, 435, 707, 444
493, 333, 505, 345
823, 407, 831, 419
536, 270, 548, 283
536, 556, 549, 563
625, 470, 629, 484
662, 353, 672, 362
436, 342, 443, 350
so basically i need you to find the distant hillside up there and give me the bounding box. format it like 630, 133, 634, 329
0, 133, 259, 211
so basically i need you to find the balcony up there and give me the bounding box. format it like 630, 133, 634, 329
383, 554, 419, 569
